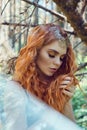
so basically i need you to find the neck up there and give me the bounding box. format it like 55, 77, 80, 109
36, 65, 53, 84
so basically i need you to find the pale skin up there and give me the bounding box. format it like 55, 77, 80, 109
36, 40, 76, 121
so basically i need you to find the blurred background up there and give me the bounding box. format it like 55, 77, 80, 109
0, 0, 87, 129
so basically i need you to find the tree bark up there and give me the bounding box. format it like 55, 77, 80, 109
53, 0, 87, 45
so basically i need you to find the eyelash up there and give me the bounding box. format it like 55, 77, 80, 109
49, 54, 65, 61
48, 54, 55, 58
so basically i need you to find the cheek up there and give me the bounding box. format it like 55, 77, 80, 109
39, 53, 49, 65
36, 51, 51, 68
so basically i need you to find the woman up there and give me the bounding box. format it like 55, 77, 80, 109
14, 24, 78, 121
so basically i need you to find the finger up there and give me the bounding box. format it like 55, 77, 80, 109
64, 77, 73, 81
60, 80, 71, 85
66, 86, 76, 92
66, 88, 75, 94
59, 85, 67, 89
59, 86, 76, 95
59, 81, 71, 88
62, 89, 73, 97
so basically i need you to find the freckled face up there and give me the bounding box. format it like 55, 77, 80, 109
36, 40, 67, 76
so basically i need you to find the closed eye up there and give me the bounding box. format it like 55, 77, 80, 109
48, 51, 56, 58
48, 54, 55, 58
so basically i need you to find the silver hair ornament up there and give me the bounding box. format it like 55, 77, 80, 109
49, 26, 65, 40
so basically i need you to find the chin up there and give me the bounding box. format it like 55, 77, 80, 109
45, 73, 54, 77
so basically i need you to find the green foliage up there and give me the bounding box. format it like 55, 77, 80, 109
72, 79, 87, 129
72, 53, 87, 129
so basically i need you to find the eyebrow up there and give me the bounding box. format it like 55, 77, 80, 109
48, 49, 66, 56
48, 49, 59, 54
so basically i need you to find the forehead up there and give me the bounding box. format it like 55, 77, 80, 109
42, 40, 67, 55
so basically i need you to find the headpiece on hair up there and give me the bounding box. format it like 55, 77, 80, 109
48, 26, 65, 40
46, 25, 70, 46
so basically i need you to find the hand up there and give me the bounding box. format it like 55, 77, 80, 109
59, 76, 76, 98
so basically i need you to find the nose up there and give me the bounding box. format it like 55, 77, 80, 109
53, 58, 61, 67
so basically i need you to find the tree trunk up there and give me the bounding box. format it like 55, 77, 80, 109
53, 0, 87, 45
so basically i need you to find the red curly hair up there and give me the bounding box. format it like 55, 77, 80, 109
14, 24, 78, 113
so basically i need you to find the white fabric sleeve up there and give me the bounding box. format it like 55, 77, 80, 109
0, 74, 83, 130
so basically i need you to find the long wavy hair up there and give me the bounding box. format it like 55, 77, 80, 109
14, 24, 78, 113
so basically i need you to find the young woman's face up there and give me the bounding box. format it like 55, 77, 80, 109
36, 40, 67, 76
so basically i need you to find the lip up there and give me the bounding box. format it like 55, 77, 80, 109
49, 68, 57, 73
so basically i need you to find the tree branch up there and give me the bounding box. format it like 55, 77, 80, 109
77, 62, 87, 71
2, 22, 34, 27
53, 0, 87, 45
1, 0, 11, 15
75, 72, 87, 76
81, 0, 87, 15
22, 0, 66, 21
2, 22, 76, 35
